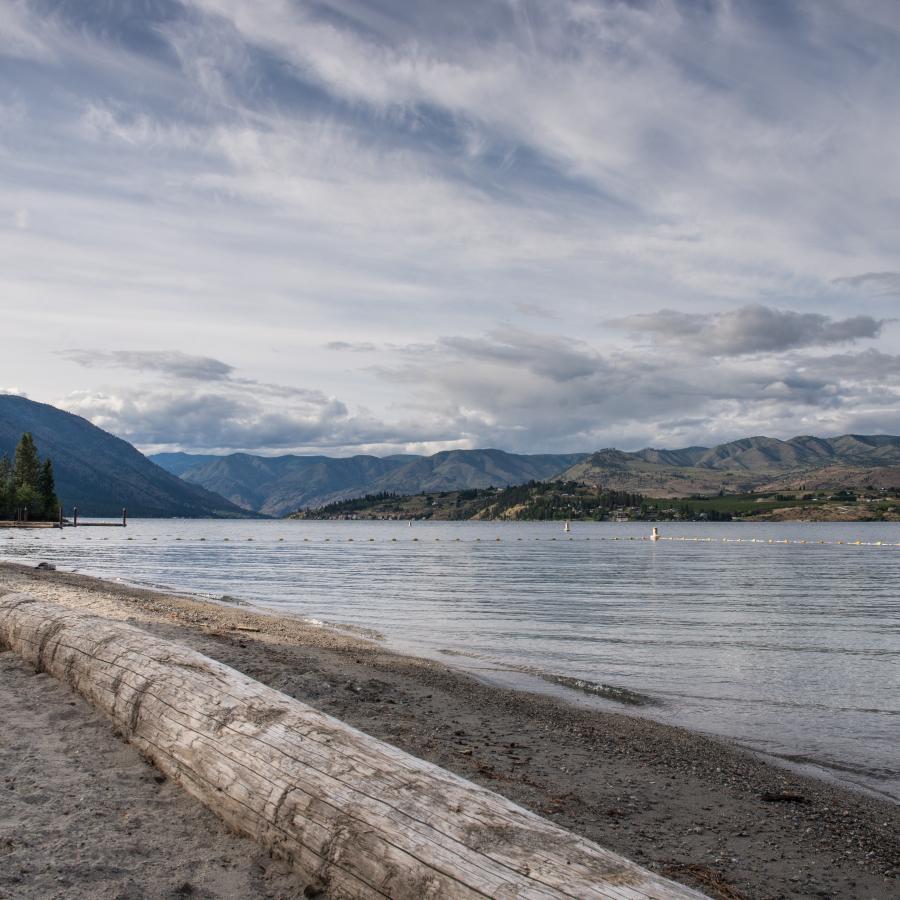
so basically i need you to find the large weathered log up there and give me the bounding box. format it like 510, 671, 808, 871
0, 594, 704, 900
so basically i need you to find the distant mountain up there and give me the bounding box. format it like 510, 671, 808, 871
151, 434, 900, 515
163, 453, 414, 516
152, 449, 589, 516
145, 452, 221, 476
366, 449, 588, 502
558, 434, 900, 496
0, 395, 254, 517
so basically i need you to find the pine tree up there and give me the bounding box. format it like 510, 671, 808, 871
13, 432, 41, 489
37, 459, 59, 520
0, 453, 12, 519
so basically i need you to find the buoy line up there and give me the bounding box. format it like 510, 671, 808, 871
7, 532, 899, 548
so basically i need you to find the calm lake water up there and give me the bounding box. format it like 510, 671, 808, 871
2, 519, 898, 802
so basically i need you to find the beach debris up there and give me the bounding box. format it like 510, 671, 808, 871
540, 673, 655, 706
661, 863, 748, 900
760, 791, 807, 803
234, 624, 261, 632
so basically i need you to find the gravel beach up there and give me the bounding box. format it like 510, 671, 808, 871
1, 561, 897, 899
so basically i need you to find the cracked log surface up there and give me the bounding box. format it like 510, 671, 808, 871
0, 593, 703, 900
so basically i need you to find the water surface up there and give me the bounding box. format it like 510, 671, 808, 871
3, 519, 898, 801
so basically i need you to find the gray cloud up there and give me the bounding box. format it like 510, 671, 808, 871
64, 385, 457, 454
59, 350, 461, 453
832, 272, 900, 296
609, 305, 886, 356
325, 341, 377, 352
373, 327, 900, 452
436, 331, 600, 382
51, 325, 900, 454
61, 350, 235, 381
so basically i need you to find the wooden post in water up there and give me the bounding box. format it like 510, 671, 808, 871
122, 507, 127, 527
73, 506, 78, 528
58, 505, 63, 529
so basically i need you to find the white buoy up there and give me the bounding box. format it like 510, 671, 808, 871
651, 526, 660, 542
564, 520, 571, 533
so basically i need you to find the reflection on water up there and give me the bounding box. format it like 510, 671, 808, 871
3, 518, 899, 801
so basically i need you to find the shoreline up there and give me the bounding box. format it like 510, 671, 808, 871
101, 556, 898, 805
1, 561, 898, 898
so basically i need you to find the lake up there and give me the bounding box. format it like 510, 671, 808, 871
2, 518, 898, 802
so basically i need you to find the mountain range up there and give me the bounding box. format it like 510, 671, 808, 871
150, 450, 588, 516
154, 434, 900, 515
0, 395, 252, 517
5, 392, 900, 518
557, 435, 900, 496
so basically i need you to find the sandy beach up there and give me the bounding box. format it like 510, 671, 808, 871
0, 561, 897, 900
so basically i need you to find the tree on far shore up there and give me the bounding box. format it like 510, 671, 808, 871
1, 433, 59, 521
13, 432, 40, 488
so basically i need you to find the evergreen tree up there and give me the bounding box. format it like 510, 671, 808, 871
2, 436, 58, 521
0, 453, 12, 519
38, 459, 59, 519
15, 483, 39, 519
13, 432, 41, 489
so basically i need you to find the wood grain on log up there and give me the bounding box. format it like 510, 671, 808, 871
0, 593, 704, 900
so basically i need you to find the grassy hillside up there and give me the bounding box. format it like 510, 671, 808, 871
294, 481, 900, 522
558, 435, 900, 497
293, 482, 643, 521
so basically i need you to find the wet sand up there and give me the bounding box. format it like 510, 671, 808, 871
1, 561, 897, 899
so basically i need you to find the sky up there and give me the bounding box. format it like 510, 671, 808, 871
2, 0, 899, 457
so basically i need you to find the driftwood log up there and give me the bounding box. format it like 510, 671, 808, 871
0, 594, 703, 900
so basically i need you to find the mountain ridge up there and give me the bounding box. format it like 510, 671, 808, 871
0, 395, 254, 517
152, 449, 589, 516
558, 434, 900, 496
155, 434, 900, 514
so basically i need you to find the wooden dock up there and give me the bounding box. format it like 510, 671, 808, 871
0, 521, 59, 529
0, 507, 128, 528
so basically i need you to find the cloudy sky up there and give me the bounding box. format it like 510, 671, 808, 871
2, 0, 899, 456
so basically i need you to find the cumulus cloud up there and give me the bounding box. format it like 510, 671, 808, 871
62, 381, 463, 454
60, 350, 235, 381
46, 324, 900, 454
58, 349, 461, 453
372, 327, 900, 451
610, 305, 886, 356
